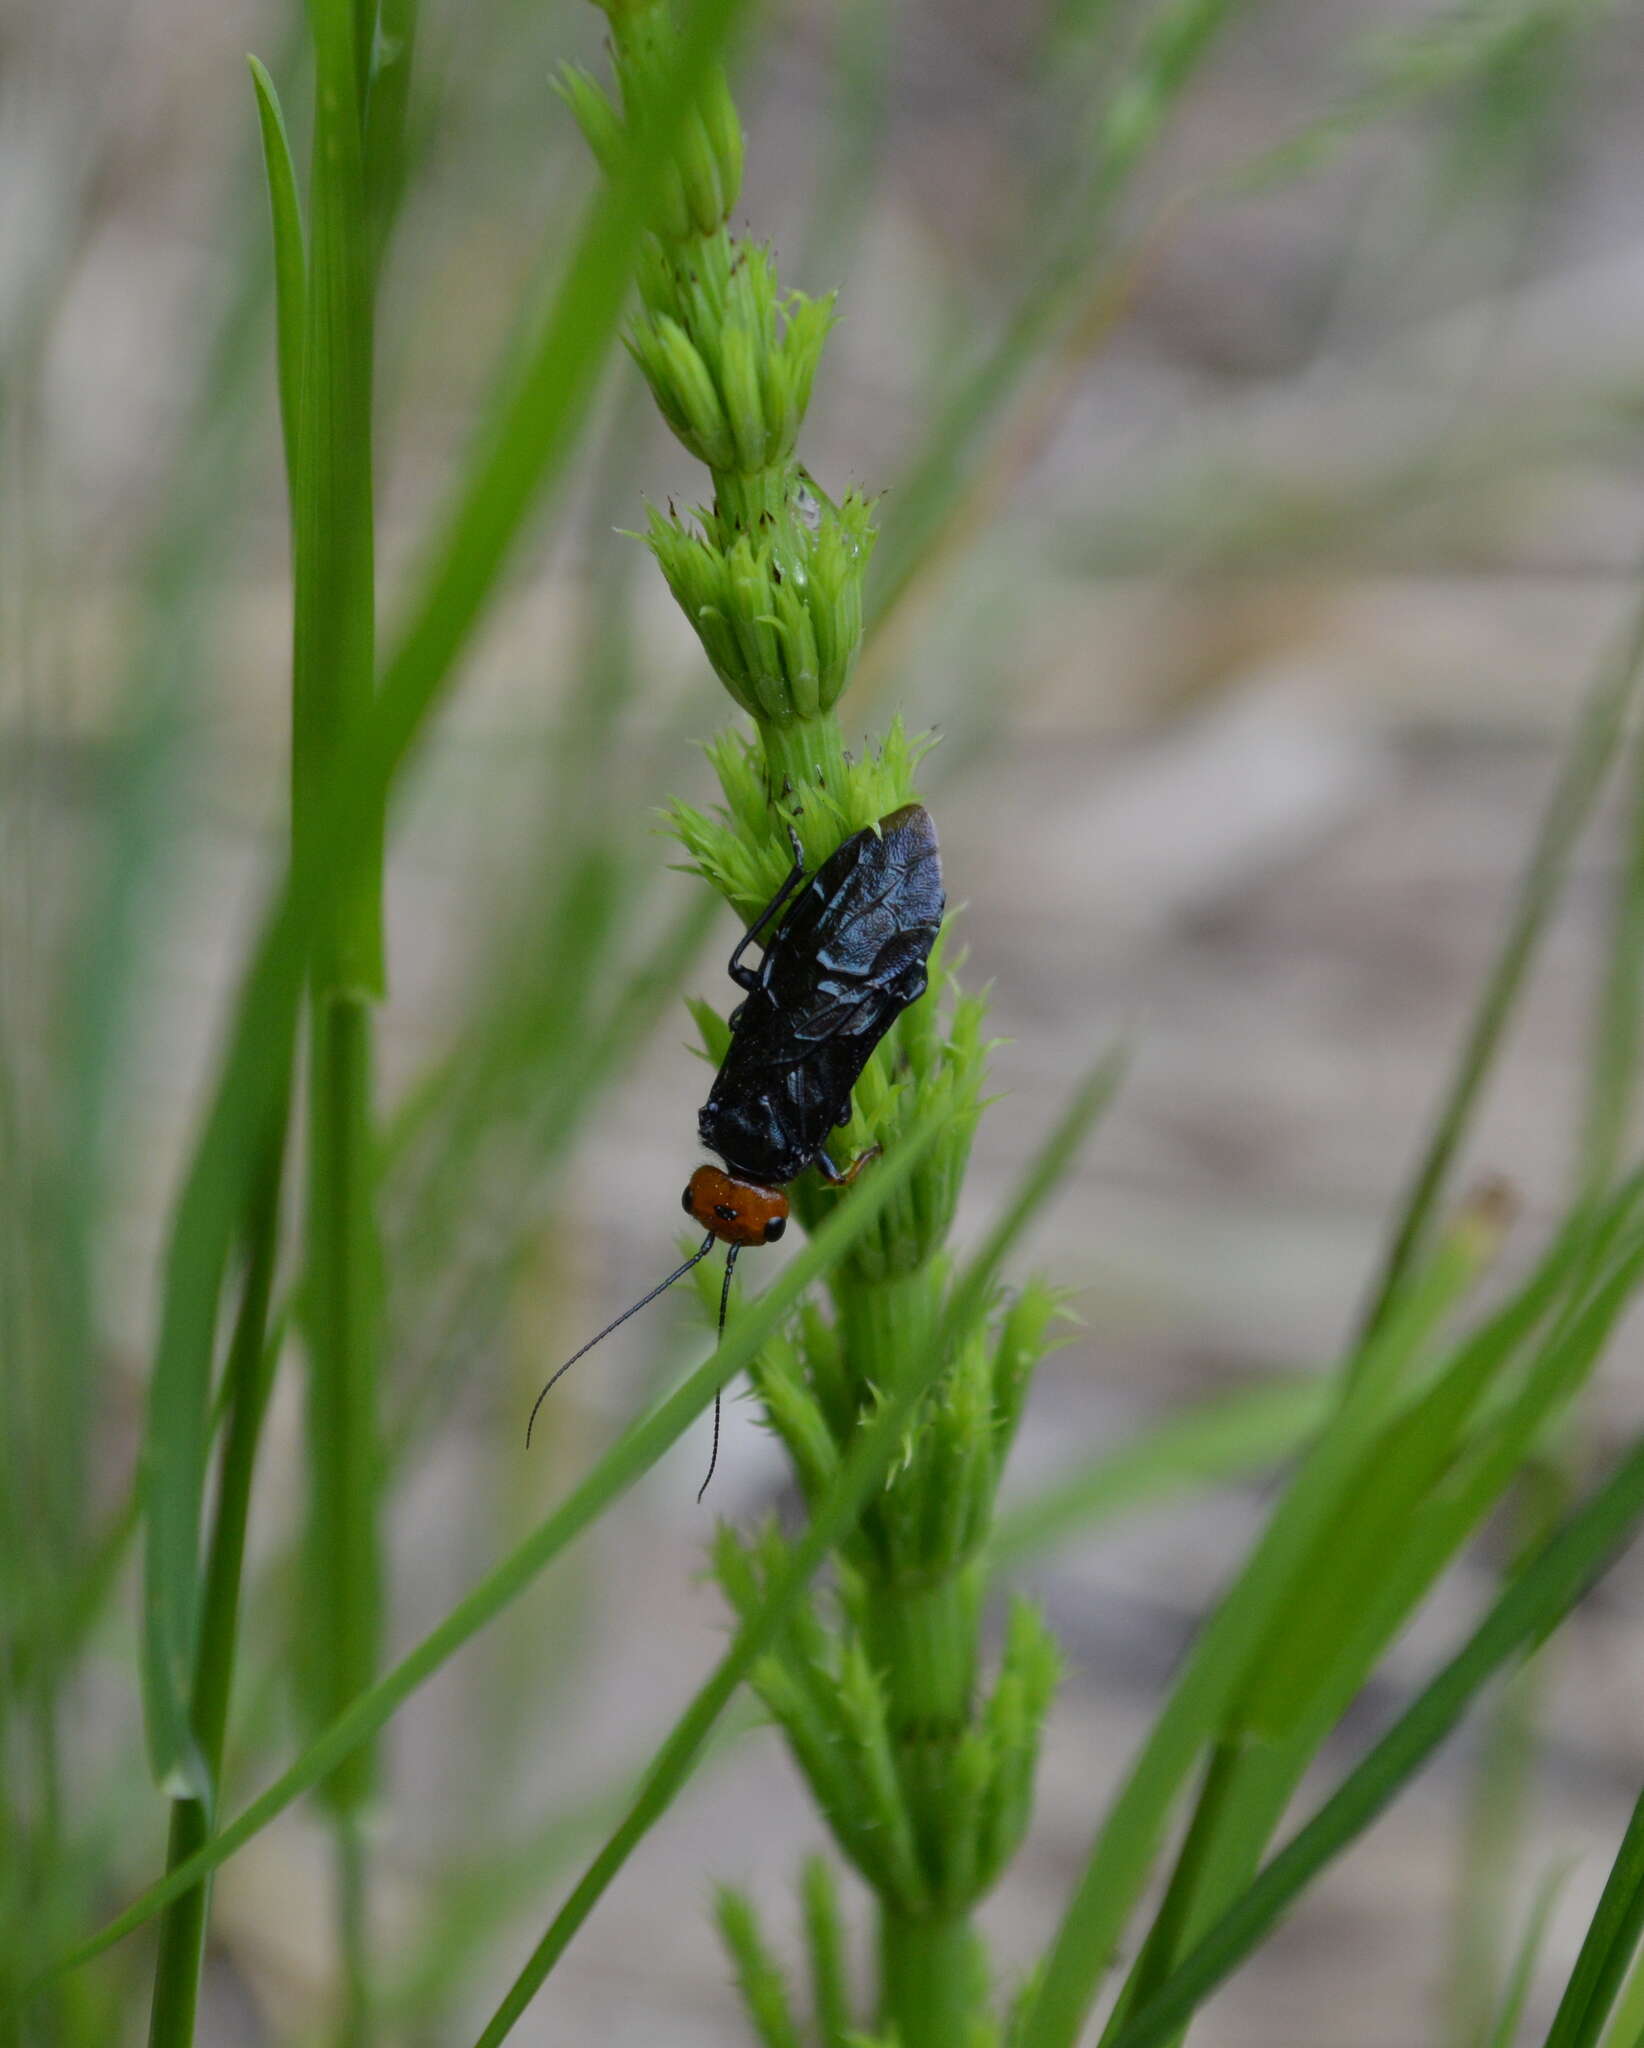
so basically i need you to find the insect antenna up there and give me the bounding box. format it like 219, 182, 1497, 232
526, 1230, 716, 1448
696, 1243, 740, 1503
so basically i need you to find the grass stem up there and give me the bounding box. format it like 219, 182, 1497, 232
145, 1115, 287, 2047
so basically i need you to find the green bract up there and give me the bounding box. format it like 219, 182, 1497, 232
560, 12, 742, 241
643, 483, 872, 725
631, 239, 836, 478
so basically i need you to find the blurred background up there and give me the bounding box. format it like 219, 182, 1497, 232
9, 0, 1644, 2039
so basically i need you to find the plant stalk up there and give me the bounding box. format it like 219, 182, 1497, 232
877, 1909, 982, 2048
292, 1, 388, 2024
146, 1116, 286, 2047
757, 716, 850, 807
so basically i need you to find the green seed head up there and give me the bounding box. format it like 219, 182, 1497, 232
568, 6, 742, 239
632, 240, 835, 475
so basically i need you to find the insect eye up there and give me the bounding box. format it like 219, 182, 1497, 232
764, 1215, 786, 1243
681, 1186, 694, 1214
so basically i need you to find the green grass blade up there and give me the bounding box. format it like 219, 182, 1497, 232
1235, 1237, 1556, 1742
1580, 720, 1644, 1200
1307, 1193, 1644, 1769
303, 997, 382, 1815
133, 0, 752, 1798
247, 55, 306, 488
1233, 0, 1617, 201
381, 885, 719, 1463
295, 0, 385, 1847
467, 1063, 1123, 2044
988, 1378, 1331, 1572
1485, 1863, 1571, 2048
1100, 1431, 1644, 2048
48, 19, 302, 1813
38, 1095, 945, 1986
364, 0, 419, 256
1544, 1784, 1644, 2048
1598, 1929, 1644, 2048
293, 0, 380, 996
1094, 1189, 1644, 2043
1012, 1206, 1503, 2048
866, 0, 1237, 637
381, 1703, 762, 2026
953, 1053, 1127, 1329
1355, 594, 1644, 1341
146, 1113, 288, 2047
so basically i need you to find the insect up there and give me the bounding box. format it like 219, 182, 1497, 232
528, 802, 945, 1495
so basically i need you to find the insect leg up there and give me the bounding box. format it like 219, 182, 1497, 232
727, 823, 806, 992
814, 1143, 882, 1187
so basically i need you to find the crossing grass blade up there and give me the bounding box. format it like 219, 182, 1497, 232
1097, 1426, 1644, 2048
293, 0, 386, 1859
381, 1701, 763, 2027
1580, 717, 1644, 1202
145, 1116, 289, 2048
467, 1058, 1124, 2045
1010, 1196, 1568, 2048
1354, 592, 1644, 1342
247, 56, 305, 488
381, 882, 721, 1459
1233, 1183, 1644, 1749
1484, 1863, 1571, 2048
1598, 1929, 1644, 2047
364, 0, 419, 252
1543, 1783, 1644, 2048
133, 0, 753, 1803
866, 0, 1240, 641
34, 1089, 946, 1986
30, 22, 304, 1832
1092, 1180, 1644, 2045
987, 1377, 1332, 1572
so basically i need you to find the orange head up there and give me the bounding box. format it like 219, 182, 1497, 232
683, 1164, 789, 1248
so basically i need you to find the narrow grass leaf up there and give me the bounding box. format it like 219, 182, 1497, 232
1544, 1782, 1644, 2048
133, 0, 751, 1796
1299, 1187, 1644, 1767
1102, 1429, 1644, 2048
988, 1377, 1331, 1572
294, 0, 386, 1826
1096, 1180, 1644, 2035
1598, 1926, 1644, 2048
247, 55, 306, 487
866, 0, 1237, 638
292, 0, 379, 994
146, 1117, 288, 2047
468, 1063, 1123, 2044
39, 1093, 942, 1984
382, 1702, 762, 2025
1485, 1863, 1572, 2048
1013, 1205, 1502, 2048
364, 0, 419, 254
1580, 718, 1644, 1200
1356, 593, 1644, 1341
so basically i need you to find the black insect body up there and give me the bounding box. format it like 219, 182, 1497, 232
698, 801, 945, 1191
530, 803, 945, 1495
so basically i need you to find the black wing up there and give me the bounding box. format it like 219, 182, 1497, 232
698, 805, 944, 1185
758, 803, 943, 1048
